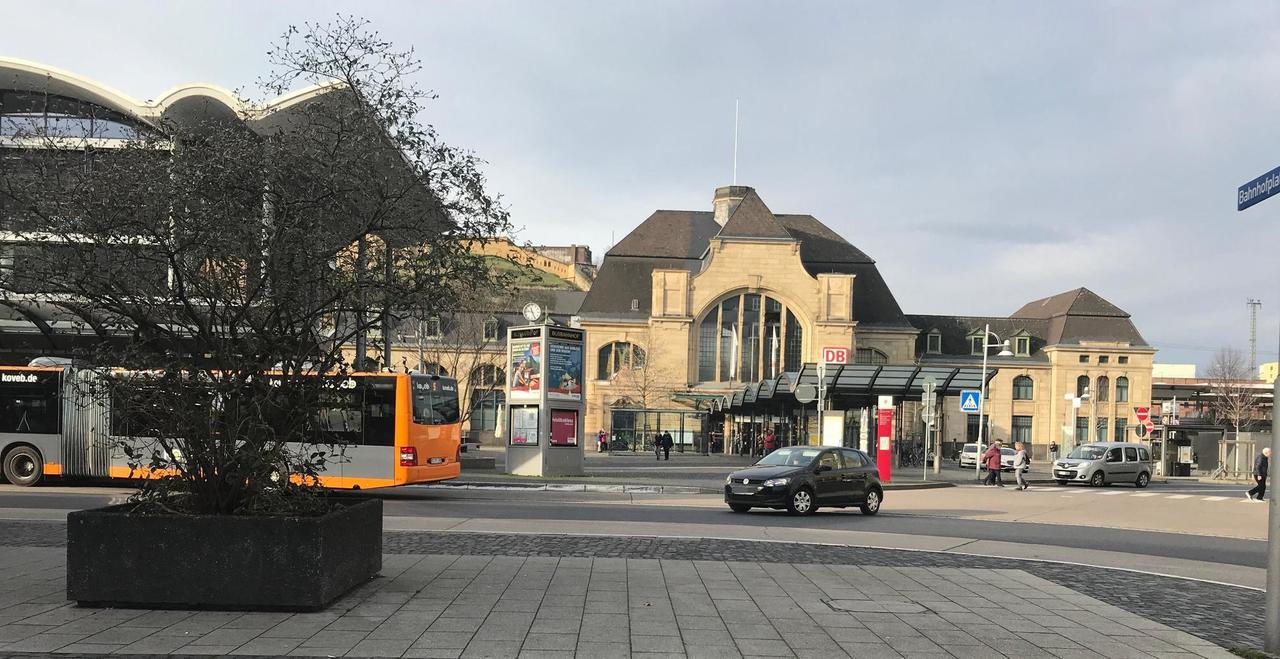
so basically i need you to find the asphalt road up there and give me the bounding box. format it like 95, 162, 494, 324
0, 481, 1264, 571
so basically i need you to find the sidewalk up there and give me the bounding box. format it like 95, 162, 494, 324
0, 535, 1242, 658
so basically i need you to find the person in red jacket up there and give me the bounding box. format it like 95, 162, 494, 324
982, 441, 1005, 487
763, 429, 777, 454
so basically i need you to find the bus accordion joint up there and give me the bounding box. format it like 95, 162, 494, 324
399, 446, 418, 467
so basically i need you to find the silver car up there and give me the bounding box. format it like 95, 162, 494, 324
1053, 442, 1153, 488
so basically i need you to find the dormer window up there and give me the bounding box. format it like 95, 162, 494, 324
483, 317, 499, 341
1015, 337, 1030, 356
926, 330, 942, 354
968, 331, 985, 356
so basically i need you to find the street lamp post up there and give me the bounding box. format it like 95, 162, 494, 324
974, 323, 1014, 480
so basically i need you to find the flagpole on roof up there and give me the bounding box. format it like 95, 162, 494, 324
732, 99, 739, 185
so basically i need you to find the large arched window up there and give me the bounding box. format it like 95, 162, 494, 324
1012, 375, 1033, 400
1116, 376, 1129, 403
855, 348, 888, 365
597, 342, 646, 380
696, 293, 803, 383
1076, 375, 1089, 398
1096, 376, 1110, 402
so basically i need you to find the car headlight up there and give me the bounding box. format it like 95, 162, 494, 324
726, 475, 733, 484
763, 477, 790, 487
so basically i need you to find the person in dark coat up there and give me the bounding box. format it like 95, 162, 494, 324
659, 431, 674, 460
1248, 447, 1271, 501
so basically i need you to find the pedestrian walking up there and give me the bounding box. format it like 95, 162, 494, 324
654, 432, 663, 460
659, 431, 674, 461
1049, 441, 1059, 462
763, 429, 777, 454
982, 441, 1004, 486
597, 428, 607, 453
1248, 447, 1271, 501
1013, 441, 1030, 490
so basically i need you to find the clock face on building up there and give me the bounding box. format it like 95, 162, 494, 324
522, 302, 543, 323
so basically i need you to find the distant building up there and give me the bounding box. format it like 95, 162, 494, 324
575, 185, 1156, 460
1261, 362, 1278, 383
1154, 364, 1197, 379
469, 239, 596, 290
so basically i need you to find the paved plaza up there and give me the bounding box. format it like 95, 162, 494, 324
0, 526, 1249, 659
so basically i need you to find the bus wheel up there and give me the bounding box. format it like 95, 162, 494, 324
2, 446, 43, 487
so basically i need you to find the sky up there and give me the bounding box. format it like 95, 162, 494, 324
6, 0, 1280, 371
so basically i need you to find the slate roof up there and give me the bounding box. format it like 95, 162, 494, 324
579, 187, 910, 328
717, 190, 793, 239
907, 287, 1150, 360
607, 211, 721, 259
1011, 287, 1128, 320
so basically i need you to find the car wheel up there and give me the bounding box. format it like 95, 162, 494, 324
1089, 471, 1106, 487
1056, 479, 1068, 486
860, 488, 882, 516
2, 446, 43, 487
1135, 472, 1150, 489
786, 487, 815, 516
729, 503, 751, 513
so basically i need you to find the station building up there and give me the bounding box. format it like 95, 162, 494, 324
577, 186, 1155, 461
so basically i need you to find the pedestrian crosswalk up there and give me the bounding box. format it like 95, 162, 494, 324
967, 484, 1263, 504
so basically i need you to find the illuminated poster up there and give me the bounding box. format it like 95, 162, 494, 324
547, 340, 583, 401
508, 338, 542, 401
550, 409, 578, 447
510, 406, 539, 446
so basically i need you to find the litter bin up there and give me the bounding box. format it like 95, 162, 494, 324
1174, 463, 1191, 477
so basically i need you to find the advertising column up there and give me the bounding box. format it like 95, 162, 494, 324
506, 327, 544, 476
876, 395, 894, 483
504, 324, 586, 476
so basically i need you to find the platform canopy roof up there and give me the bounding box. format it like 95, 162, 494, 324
716, 364, 995, 413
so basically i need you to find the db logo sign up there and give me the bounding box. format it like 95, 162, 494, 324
822, 347, 849, 365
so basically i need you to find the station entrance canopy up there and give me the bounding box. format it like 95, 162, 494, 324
719, 364, 996, 414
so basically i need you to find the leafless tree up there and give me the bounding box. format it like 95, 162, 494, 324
0, 17, 511, 514
1207, 347, 1262, 474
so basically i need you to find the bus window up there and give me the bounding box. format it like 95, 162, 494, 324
0, 370, 61, 434
362, 377, 397, 446
412, 377, 459, 425
315, 389, 363, 444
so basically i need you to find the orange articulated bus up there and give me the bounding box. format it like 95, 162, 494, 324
0, 364, 462, 490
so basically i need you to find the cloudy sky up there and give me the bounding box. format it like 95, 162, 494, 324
7, 1, 1280, 370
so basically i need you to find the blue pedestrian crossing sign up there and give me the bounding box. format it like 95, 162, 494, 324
959, 390, 981, 414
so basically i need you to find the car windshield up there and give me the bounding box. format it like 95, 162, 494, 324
757, 447, 821, 467
1001, 448, 1014, 456
963, 446, 977, 453
1068, 445, 1107, 460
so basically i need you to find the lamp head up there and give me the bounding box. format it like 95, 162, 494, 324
996, 339, 1014, 357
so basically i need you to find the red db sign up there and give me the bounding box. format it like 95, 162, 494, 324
823, 347, 849, 365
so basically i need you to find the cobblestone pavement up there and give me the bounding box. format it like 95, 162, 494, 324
0, 520, 1257, 656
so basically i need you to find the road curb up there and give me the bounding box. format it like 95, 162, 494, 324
411, 481, 715, 495
883, 481, 955, 491
413, 479, 953, 494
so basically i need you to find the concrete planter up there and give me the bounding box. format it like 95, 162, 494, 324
66, 497, 381, 611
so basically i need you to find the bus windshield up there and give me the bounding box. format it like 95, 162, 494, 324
411, 376, 459, 425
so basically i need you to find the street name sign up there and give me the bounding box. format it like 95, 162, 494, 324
959, 389, 981, 413
822, 346, 849, 364
1240, 165, 1280, 211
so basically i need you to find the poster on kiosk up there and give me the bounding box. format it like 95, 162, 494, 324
505, 320, 586, 477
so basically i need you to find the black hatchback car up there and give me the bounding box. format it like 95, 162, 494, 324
724, 446, 883, 516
